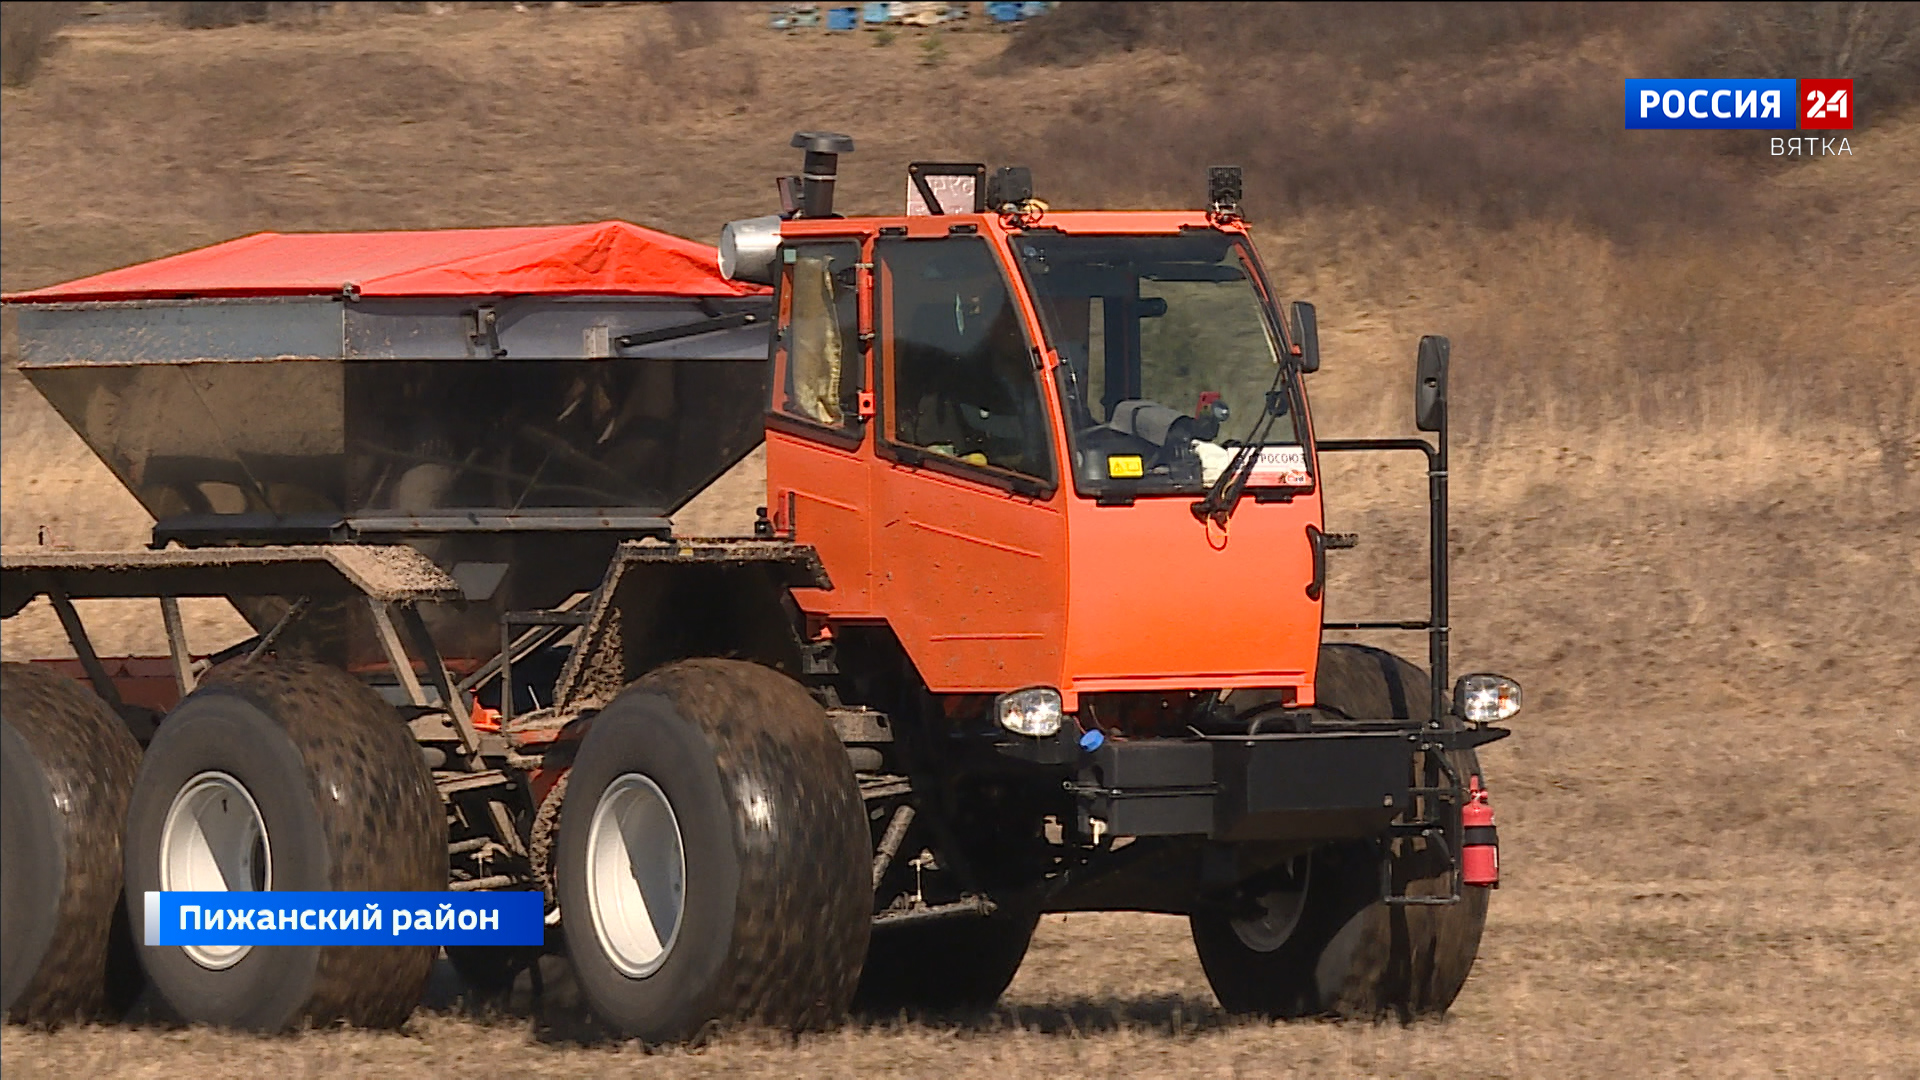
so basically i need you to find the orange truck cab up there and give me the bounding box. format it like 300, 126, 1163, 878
765, 208, 1323, 710
719, 135, 1520, 930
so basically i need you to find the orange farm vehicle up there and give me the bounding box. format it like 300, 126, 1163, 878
0, 133, 1519, 1038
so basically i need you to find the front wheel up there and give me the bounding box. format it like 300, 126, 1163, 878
1190, 644, 1490, 1020
553, 659, 870, 1043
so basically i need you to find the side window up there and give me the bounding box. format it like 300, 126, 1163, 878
877, 237, 1055, 484
770, 241, 861, 430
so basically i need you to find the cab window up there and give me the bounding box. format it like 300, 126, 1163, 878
770, 241, 861, 430
876, 237, 1055, 485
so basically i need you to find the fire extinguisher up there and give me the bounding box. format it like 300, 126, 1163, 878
1461, 775, 1499, 888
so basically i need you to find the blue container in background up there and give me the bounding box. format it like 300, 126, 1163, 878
987, 1, 1023, 22
827, 6, 858, 30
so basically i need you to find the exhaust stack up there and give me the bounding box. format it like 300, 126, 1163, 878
721, 131, 857, 285
791, 131, 854, 218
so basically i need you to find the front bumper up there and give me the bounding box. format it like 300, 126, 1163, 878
1067, 727, 1505, 842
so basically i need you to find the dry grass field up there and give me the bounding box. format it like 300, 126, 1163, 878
3, 3, 1918, 1077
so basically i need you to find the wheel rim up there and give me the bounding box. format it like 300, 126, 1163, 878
1231, 858, 1311, 953
158, 771, 270, 970
584, 773, 687, 979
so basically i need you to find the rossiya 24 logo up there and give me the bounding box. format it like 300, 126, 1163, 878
1625, 78, 1853, 130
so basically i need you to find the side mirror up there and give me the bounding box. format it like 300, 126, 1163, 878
1415, 335, 1449, 433
1288, 301, 1319, 373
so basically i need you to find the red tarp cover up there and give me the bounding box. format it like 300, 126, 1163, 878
3, 221, 766, 302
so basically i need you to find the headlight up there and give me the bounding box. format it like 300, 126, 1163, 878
1453, 673, 1522, 723
995, 687, 1064, 738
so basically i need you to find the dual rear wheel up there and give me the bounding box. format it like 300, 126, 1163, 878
4, 654, 885, 1039
122, 660, 444, 1029
1, 664, 142, 1023
2, 659, 448, 1030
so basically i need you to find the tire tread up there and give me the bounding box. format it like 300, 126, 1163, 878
1, 663, 141, 1025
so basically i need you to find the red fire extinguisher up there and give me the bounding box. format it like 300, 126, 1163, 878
1461, 775, 1499, 888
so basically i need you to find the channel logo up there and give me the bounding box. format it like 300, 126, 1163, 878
1797, 78, 1853, 130
1625, 79, 1853, 131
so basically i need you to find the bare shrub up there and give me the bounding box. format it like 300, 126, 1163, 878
169, 2, 399, 29
1026, 66, 1741, 244
633, 21, 679, 85
735, 51, 760, 99
919, 28, 947, 67
1003, 2, 1642, 72
624, 4, 749, 115
172, 2, 273, 28
998, 3, 1745, 241
668, 0, 725, 49
1, 1, 75, 87
1675, 1, 1920, 126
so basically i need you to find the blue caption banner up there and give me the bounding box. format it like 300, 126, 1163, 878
145, 891, 546, 947
1625, 79, 1798, 130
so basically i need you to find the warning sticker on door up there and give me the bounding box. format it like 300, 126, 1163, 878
1246, 445, 1310, 487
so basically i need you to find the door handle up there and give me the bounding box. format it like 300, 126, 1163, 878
1306, 525, 1326, 601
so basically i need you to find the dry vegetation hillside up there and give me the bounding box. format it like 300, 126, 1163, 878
2, 3, 1917, 1076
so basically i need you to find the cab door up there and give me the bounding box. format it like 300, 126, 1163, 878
765, 238, 874, 616
869, 234, 1067, 693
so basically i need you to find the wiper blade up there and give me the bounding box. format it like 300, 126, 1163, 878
1191, 372, 1288, 527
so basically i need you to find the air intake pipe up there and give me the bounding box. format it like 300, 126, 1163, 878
792, 131, 854, 218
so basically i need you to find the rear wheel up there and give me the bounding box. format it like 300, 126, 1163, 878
853, 906, 1040, 1015
122, 660, 444, 1030
1, 664, 142, 1023
554, 658, 870, 1043
1191, 644, 1490, 1019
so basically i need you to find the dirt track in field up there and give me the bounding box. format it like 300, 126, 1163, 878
4, 4, 1919, 1077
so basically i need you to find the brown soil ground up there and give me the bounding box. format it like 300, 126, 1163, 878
4, 5, 1918, 1077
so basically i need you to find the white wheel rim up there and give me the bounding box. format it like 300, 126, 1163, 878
1231, 859, 1311, 953
584, 773, 687, 979
158, 771, 270, 970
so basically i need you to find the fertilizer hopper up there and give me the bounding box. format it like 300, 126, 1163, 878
5, 221, 774, 679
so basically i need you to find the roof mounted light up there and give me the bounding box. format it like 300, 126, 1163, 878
1208, 165, 1243, 222
985, 166, 1034, 212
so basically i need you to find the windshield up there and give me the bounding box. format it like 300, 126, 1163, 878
1011, 231, 1307, 498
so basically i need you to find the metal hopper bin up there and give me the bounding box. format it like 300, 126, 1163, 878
5, 222, 774, 686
